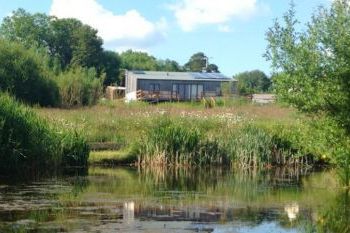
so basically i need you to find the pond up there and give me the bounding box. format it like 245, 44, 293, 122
0, 167, 349, 233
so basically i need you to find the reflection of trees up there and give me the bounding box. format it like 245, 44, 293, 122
138, 166, 312, 194
315, 191, 349, 233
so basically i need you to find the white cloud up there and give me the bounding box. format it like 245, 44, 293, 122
170, 0, 258, 31
218, 25, 231, 32
50, 0, 167, 50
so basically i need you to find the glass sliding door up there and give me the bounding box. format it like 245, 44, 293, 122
172, 84, 178, 99
198, 85, 204, 98
185, 84, 191, 100
191, 84, 197, 100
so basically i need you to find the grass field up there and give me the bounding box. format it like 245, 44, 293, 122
36, 99, 298, 145
35, 99, 311, 166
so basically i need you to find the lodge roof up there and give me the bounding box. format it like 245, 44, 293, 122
128, 71, 235, 82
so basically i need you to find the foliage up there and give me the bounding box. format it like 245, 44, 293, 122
265, 1, 350, 184
0, 39, 59, 106
184, 52, 220, 72
136, 117, 305, 167
221, 82, 237, 97
234, 70, 271, 95
120, 50, 158, 71
265, 0, 350, 134
156, 59, 183, 72
68, 19, 103, 69
137, 118, 203, 165
0, 93, 89, 174
0, 8, 51, 48
55, 66, 104, 108
99, 50, 121, 86
312, 192, 350, 233
0, 9, 104, 70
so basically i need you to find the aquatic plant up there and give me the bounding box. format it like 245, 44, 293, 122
136, 117, 306, 167
0, 93, 89, 174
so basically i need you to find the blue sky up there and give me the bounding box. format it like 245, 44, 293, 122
0, 0, 331, 76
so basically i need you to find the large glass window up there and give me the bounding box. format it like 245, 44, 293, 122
149, 83, 160, 93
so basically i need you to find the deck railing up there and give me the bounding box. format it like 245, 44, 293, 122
136, 90, 218, 101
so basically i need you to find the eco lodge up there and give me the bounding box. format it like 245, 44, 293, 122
122, 70, 237, 102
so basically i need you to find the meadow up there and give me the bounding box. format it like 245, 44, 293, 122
36, 98, 333, 168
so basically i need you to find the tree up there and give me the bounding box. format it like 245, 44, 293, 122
99, 50, 121, 86
120, 50, 158, 71
234, 70, 271, 95
265, 0, 350, 133
0, 9, 104, 70
0, 40, 59, 106
265, 0, 350, 181
0, 9, 52, 48
184, 52, 219, 72
207, 64, 219, 73
157, 59, 183, 72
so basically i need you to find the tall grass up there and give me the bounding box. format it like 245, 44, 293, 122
0, 93, 89, 175
136, 117, 305, 167
137, 118, 202, 165
55, 67, 104, 108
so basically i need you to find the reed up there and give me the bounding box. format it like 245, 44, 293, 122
0, 93, 89, 175
136, 117, 306, 167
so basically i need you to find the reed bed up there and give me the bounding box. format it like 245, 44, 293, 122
0, 93, 89, 175
36, 100, 342, 169
136, 117, 308, 167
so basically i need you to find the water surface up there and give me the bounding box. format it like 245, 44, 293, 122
0, 167, 348, 232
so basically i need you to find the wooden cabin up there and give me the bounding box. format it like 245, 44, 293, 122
125, 71, 236, 102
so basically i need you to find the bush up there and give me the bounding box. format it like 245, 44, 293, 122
55, 66, 104, 108
0, 40, 59, 106
0, 93, 89, 174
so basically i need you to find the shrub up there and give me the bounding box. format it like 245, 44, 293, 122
0, 40, 59, 106
55, 66, 104, 108
0, 93, 89, 174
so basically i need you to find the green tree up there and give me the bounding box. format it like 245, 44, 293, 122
265, 0, 350, 184
70, 21, 103, 68
0, 40, 59, 106
0, 9, 104, 70
0, 9, 52, 48
184, 52, 219, 72
157, 59, 183, 72
234, 70, 271, 95
120, 50, 158, 71
265, 0, 350, 133
99, 50, 121, 86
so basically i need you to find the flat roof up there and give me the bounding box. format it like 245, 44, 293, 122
128, 71, 236, 82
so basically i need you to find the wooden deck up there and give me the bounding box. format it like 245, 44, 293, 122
136, 90, 218, 102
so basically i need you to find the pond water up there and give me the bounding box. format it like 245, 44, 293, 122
0, 167, 349, 233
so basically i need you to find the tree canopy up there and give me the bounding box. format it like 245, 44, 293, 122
265, 0, 350, 134
184, 52, 220, 73
1, 9, 104, 69
120, 50, 158, 71
234, 70, 271, 95
0, 40, 59, 106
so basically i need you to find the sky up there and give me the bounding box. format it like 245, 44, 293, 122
0, 0, 332, 77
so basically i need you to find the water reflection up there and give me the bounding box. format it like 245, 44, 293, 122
284, 203, 299, 221
0, 166, 348, 233
123, 201, 135, 223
